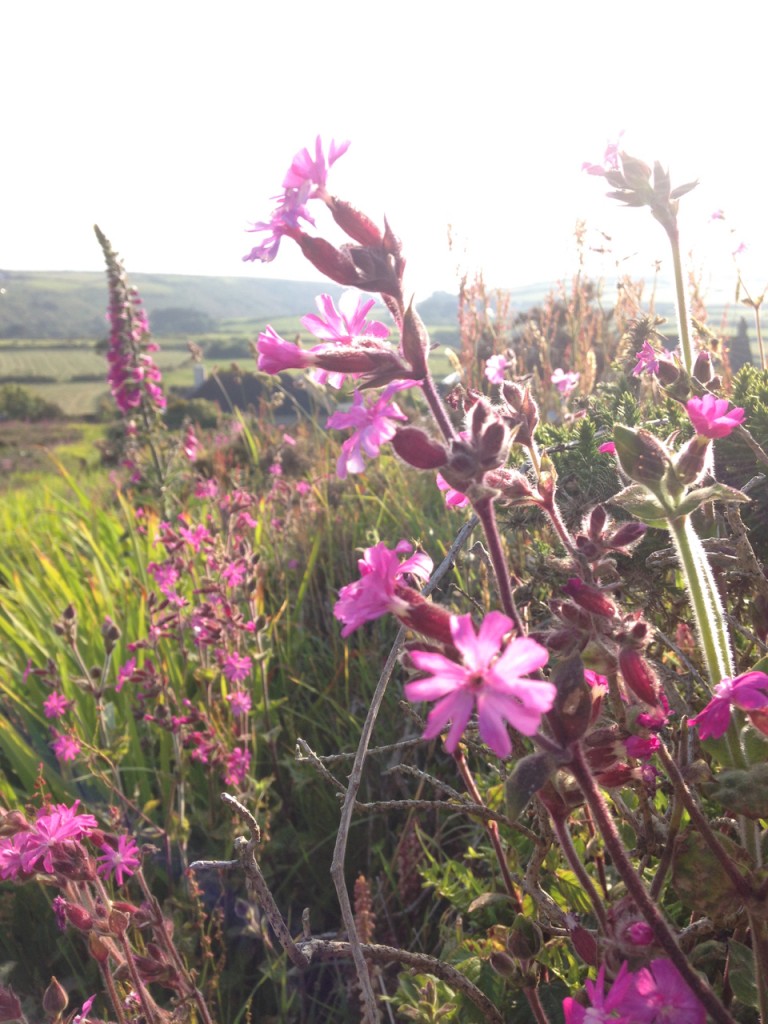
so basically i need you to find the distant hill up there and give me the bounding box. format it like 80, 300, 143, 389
0, 271, 354, 341
0, 270, 573, 342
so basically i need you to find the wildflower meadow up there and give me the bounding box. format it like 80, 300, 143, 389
2, 136, 768, 1024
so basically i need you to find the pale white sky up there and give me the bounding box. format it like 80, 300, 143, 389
3, 1, 768, 302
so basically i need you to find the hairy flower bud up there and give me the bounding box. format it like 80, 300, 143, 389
43, 977, 68, 1018
562, 579, 617, 619
507, 915, 543, 960
606, 521, 647, 550
401, 303, 430, 378
588, 504, 608, 540
390, 427, 447, 469
618, 646, 660, 706
326, 196, 384, 247
693, 350, 714, 385
614, 425, 668, 486
0, 987, 23, 1024
673, 434, 710, 487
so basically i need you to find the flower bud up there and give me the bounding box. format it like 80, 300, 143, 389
562, 579, 617, 619
614, 426, 667, 486
0, 987, 23, 1023
618, 646, 660, 706
326, 196, 383, 247
588, 505, 608, 540
568, 921, 599, 966
43, 977, 68, 1017
673, 435, 710, 487
390, 427, 447, 469
401, 303, 430, 378
692, 350, 714, 384
606, 522, 647, 550
65, 903, 94, 931
507, 915, 544, 960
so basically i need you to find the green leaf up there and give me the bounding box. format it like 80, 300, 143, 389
610, 484, 669, 528
674, 483, 750, 518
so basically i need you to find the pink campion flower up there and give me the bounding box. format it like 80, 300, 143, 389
686, 395, 745, 438
621, 958, 706, 1024
625, 735, 660, 761
182, 425, 200, 461
223, 747, 251, 788
710, 209, 725, 222
404, 612, 553, 758
50, 730, 81, 762
222, 652, 252, 683
257, 325, 315, 374
326, 385, 409, 478
551, 368, 580, 397
334, 540, 433, 637
303, 292, 390, 388
563, 962, 635, 1024
96, 834, 141, 887
598, 441, 616, 455
733, 241, 747, 257
73, 995, 96, 1024
226, 690, 252, 716
243, 137, 348, 264
195, 478, 219, 499
178, 521, 212, 552
632, 340, 660, 377
581, 131, 625, 177
484, 354, 509, 386
16, 802, 98, 875
116, 657, 137, 693
436, 472, 470, 509
221, 561, 247, 588
688, 670, 768, 740
43, 692, 71, 719
283, 137, 350, 193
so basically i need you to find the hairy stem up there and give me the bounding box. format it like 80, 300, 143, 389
569, 744, 736, 1024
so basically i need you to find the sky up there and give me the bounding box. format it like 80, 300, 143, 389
4, 1, 768, 304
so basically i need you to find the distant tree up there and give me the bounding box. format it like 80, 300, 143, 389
149, 307, 218, 335
0, 384, 63, 421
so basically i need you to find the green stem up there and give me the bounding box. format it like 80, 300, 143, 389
667, 224, 695, 375
667, 514, 733, 685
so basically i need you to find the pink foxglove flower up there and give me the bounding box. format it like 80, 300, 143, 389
404, 612, 553, 758
326, 385, 409, 478
632, 340, 660, 377
689, 670, 768, 740
96, 834, 141, 887
686, 395, 745, 438
334, 541, 433, 637
551, 368, 580, 397
484, 354, 509, 386
303, 292, 390, 388
621, 958, 706, 1024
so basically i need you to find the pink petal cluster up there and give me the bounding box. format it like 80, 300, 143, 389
551, 368, 580, 397
95, 834, 141, 887
404, 612, 553, 758
484, 354, 509, 386
326, 385, 409, 478
686, 395, 745, 438
581, 132, 624, 177
688, 670, 768, 740
0, 802, 98, 879
632, 340, 660, 377
303, 292, 390, 388
243, 137, 349, 264
222, 652, 252, 683
436, 472, 470, 508
334, 541, 433, 637
564, 959, 705, 1024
